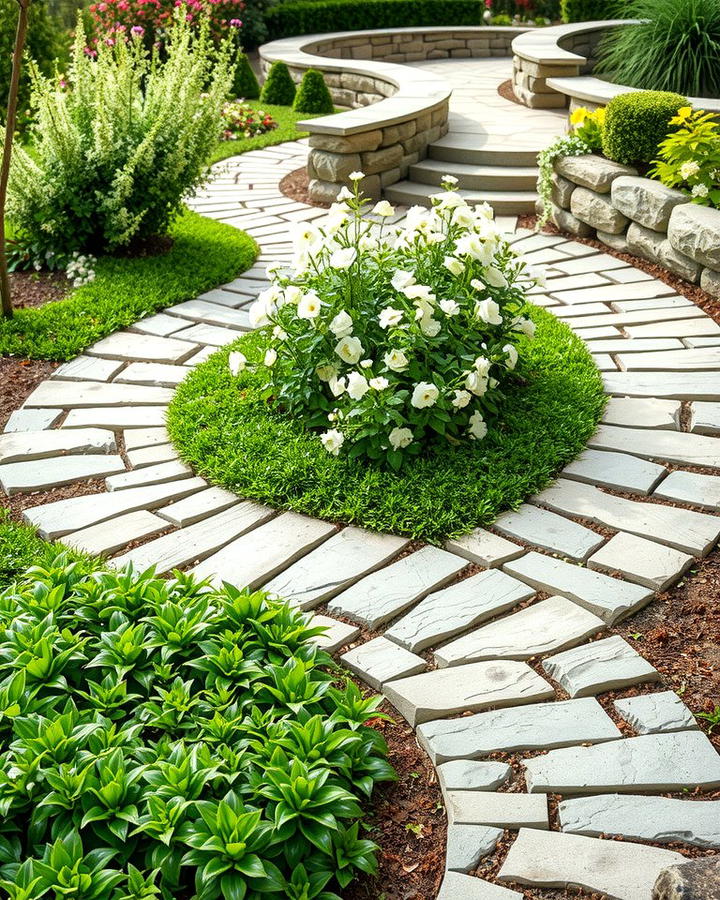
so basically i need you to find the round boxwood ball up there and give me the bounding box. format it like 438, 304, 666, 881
259, 60, 296, 106
292, 68, 334, 115
601, 90, 687, 165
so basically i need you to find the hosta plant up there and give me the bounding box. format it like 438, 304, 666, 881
0, 558, 394, 900
239, 175, 542, 469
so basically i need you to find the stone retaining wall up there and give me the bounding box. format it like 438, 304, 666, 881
548, 154, 720, 297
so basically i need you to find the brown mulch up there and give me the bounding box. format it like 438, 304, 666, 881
279, 166, 332, 208
5, 269, 71, 311
498, 78, 523, 106
0, 358, 57, 432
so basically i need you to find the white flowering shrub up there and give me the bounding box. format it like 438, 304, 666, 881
239, 175, 541, 469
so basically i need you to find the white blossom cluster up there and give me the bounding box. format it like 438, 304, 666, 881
232, 174, 542, 468
65, 252, 97, 288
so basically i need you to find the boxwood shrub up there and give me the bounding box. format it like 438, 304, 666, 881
293, 69, 334, 115
260, 60, 297, 106
0, 558, 394, 900
601, 90, 687, 164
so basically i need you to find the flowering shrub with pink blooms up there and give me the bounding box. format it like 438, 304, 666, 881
220, 100, 277, 140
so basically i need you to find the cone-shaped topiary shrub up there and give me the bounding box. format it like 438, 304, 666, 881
232, 50, 261, 99
292, 67, 334, 114
601, 90, 687, 164
259, 60, 296, 105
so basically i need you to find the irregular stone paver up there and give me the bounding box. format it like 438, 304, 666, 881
166, 299, 251, 329
618, 347, 720, 372
157, 486, 239, 527
0, 428, 116, 464
492, 504, 604, 560
503, 552, 653, 623
115, 362, 189, 387
385, 569, 534, 653
0, 455, 126, 496
3, 408, 62, 433
174, 323, 240, 347
308, 615, 359, 654
588, 531, 694, 591
613, 691, 697, 735
602, 371, 720, 401
496, 827, 684, 899
328, 546, 467, 630
23, 380, 174, 409
191, 512, 337, 590
133, 312, 193, 337
438, 872, 522, 900
435, 595, 605, 668
86, 332, 198, 363
523, 731, 720, 793
264, 527, 408, 610
437, 761, 512, 794
589, 423, 720, 469
61, 407, 168, 430
417, 697, 620, 764
123, 427, 169, 450
559, 794, 720, 849
126, 444, 178, 469
690, 400, 720, 435
543, 634, 659, 697
446, 825, 503, 874
64, 510, 169, 556
625, 318, 720, 339
23, 477, 206, 539
106, 459, 193, 491
560, 448, 666, 495
341, 636, 426, 690
446, 791, 548, 829
445, 527, 524, 567
653, 856, 720, 898
536, 478, 720, 556
53, 355, 124, 382
653, 469, 720, 510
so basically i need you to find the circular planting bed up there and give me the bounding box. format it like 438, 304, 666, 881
167, 306, 604, 542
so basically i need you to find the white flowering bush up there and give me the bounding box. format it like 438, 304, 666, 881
237, 175, 541, 469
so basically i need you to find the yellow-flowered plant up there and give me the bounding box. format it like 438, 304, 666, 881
650, 106, 720, 207
569, 106, 606, 151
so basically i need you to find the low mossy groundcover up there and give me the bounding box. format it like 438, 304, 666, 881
167, 307, 606, 542
0, 557, 393, 900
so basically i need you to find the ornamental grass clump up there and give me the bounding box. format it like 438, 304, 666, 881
0, 557, 393, 900
238, 174, 542, 469
5, 15, 233, 270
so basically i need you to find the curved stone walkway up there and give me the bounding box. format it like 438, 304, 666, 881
3, 61, 720, 898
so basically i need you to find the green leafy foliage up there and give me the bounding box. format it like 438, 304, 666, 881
595, 0, 720, 98
536, 134, 592, 227
209, 101, 325, 164
0, 558, 394, 899
232, 51, 261, 100
560, 0, 620, 22
167, 307, 605, 541
600, 90, 687, 165
292, 69, 334, 116
650, 106, 720, 208
0, 210, 257, 360
259, 61, 297, 106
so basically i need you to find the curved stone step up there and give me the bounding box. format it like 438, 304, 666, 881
384, 179, 538, 214
409, 158, 538, 191
429, 133, 541, 167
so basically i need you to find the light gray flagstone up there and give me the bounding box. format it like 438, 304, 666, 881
23, 380, 174, 409
86, 332, 198, 363
126, 444, 178, 469
503, 552, 653, 624
183, 346, 217, 366
263, 526, 408, 610
385, 569, 535, 653
559, 794, 720, 849
62, 407, 168, 429
417, 697, 621, 765
535, 478, 720, 556
63, 510, 169, 556
601, 396, 681, 429
493, 504, 604, 560
570, 325, 620, 340
653, 469, 720, 510
445, 825, 503, 874
106, 460, 193, 491
114, 363, 188, 387
523, 731, 720, 793
174, 323, 241, 347
22, 477, 205, 539
613, 691, 697, 735
435, 595, 606, 668
157, 486, 239, 527
552, 253, 633, 276
604, 266, 654, 284
133, 312, 194, 336
340, 636, 426, 690
542, 634, 659, 697
437, 761, 512, 795
589, 339, 684, 355
3, 408, 62, 433
0, 455, 126, 496
191, 512, 337, 590
588, 532, 694, 592
560, 448, 666, 495
555, 302, 612, 318
444, 528, 524, 567
382, 660, 554, 727
166, 299, 251, 329
624, 318, 720, 339
53, 355, 124, 382
591, 354, 616, 371
559, 301, 697, 328
307, 615, 359, 654
112, 502, 274, 573
327, 546, 467, 630
438, 872, 522, 900
690, 400, 720, 434
0, 428, 116, 465
446, 791, 548, 829
496, 828, 684, 899
123, 427, 170, 450
611, 296, 693, 312
603, 370, 720, 400
618, 348, 720, 372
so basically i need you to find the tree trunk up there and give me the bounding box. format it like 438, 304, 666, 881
0, 0, 31, 319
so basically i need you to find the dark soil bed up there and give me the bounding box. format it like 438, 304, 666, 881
279, 166, 331, 208
5, 269, 71, 310
0, 357, 57, 430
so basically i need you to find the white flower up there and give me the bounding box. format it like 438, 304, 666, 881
441, 174, 459, 186
316, 364, 338, 382
228, 351, 246, 376
468, 410, 488, 441
692, 183, 710, 197
404, 284, 435, 303
292, 222, 321, 251
476, 298, 503, 326
321, 429, 345, 455
452, 389, 471, 409
391, 269, 416, 291
335, 336, 363, 364
379, 307, 404, 329
329, 376, 347, 397
297, 292, 322, 319
282, 285, 304, 306
389, 426, 413, 450
372, 200, 395, 217
455, 234, 494, 266
330, 247, 357, 270
515, 316, 536, 338
360, 358, 373, 369
465, 371, 488, 396
504, 344, 519, 370
358, 233, 379, 252
384, 348, 409, 372
349, 171, 365, 181
680, 160, 701, 180
470, 278, 485, 292
337, 186, 354, 201
452, 205, 475, 227
443, 256, 464, 276
346, 371, 370, 400
272, 326, 287, 340
264, 348, 277, 367
329, 310, 353, 338
249, 300, 270, 328
369, 376, 389, 390
411, 381, 439, 409
431, 190, 464, 209
473, 356, 491, 376
419, 316, 441, 337
485, 266, 508, 289
439, 299, 460, 316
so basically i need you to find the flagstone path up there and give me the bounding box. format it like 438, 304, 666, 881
3, 58, 720, 898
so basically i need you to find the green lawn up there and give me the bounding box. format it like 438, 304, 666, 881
167, 307, 606, 543
210, 100, 325, 164
0, 210, 257, 360
0, 509, 92, 587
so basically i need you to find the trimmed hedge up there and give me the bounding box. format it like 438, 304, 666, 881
293, 68, 334, 114
601, 90, 687, 164
561, 0, 621, 22
260, 60, 297, 106
232, 51, 261, 100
